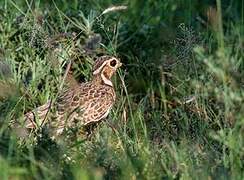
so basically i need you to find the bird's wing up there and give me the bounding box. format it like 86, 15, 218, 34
75, 84, 115, 125
54, 83, 115, 127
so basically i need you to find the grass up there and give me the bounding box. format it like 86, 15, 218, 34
0, 0, 243, 179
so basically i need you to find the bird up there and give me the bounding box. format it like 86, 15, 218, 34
16, 55, 122, 141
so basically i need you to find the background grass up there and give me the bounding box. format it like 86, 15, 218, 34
0, 0, 243, 179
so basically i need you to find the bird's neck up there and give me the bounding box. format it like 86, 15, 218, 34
92, 73, 113, 87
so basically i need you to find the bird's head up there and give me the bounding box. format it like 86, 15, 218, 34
92, 56, 122, 86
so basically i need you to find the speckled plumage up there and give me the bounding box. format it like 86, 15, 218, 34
21, 55, 122, 139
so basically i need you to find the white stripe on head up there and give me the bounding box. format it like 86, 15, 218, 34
92, 61, 108, 75
101, 73, 113, 87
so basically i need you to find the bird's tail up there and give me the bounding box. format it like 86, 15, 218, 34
24, 100, 52, 129
10, 100, 52, 138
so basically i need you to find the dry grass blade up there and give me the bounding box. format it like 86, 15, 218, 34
101, 5, 127, 15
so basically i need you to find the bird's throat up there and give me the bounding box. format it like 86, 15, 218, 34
101, 73, 113, 87
92, 74, 113, 87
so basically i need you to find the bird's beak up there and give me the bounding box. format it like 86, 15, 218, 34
118, 62, 123, 68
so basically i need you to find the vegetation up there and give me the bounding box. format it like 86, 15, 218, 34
0, 0, 243, 179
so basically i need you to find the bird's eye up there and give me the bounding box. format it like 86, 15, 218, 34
110, 60, 117, 67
